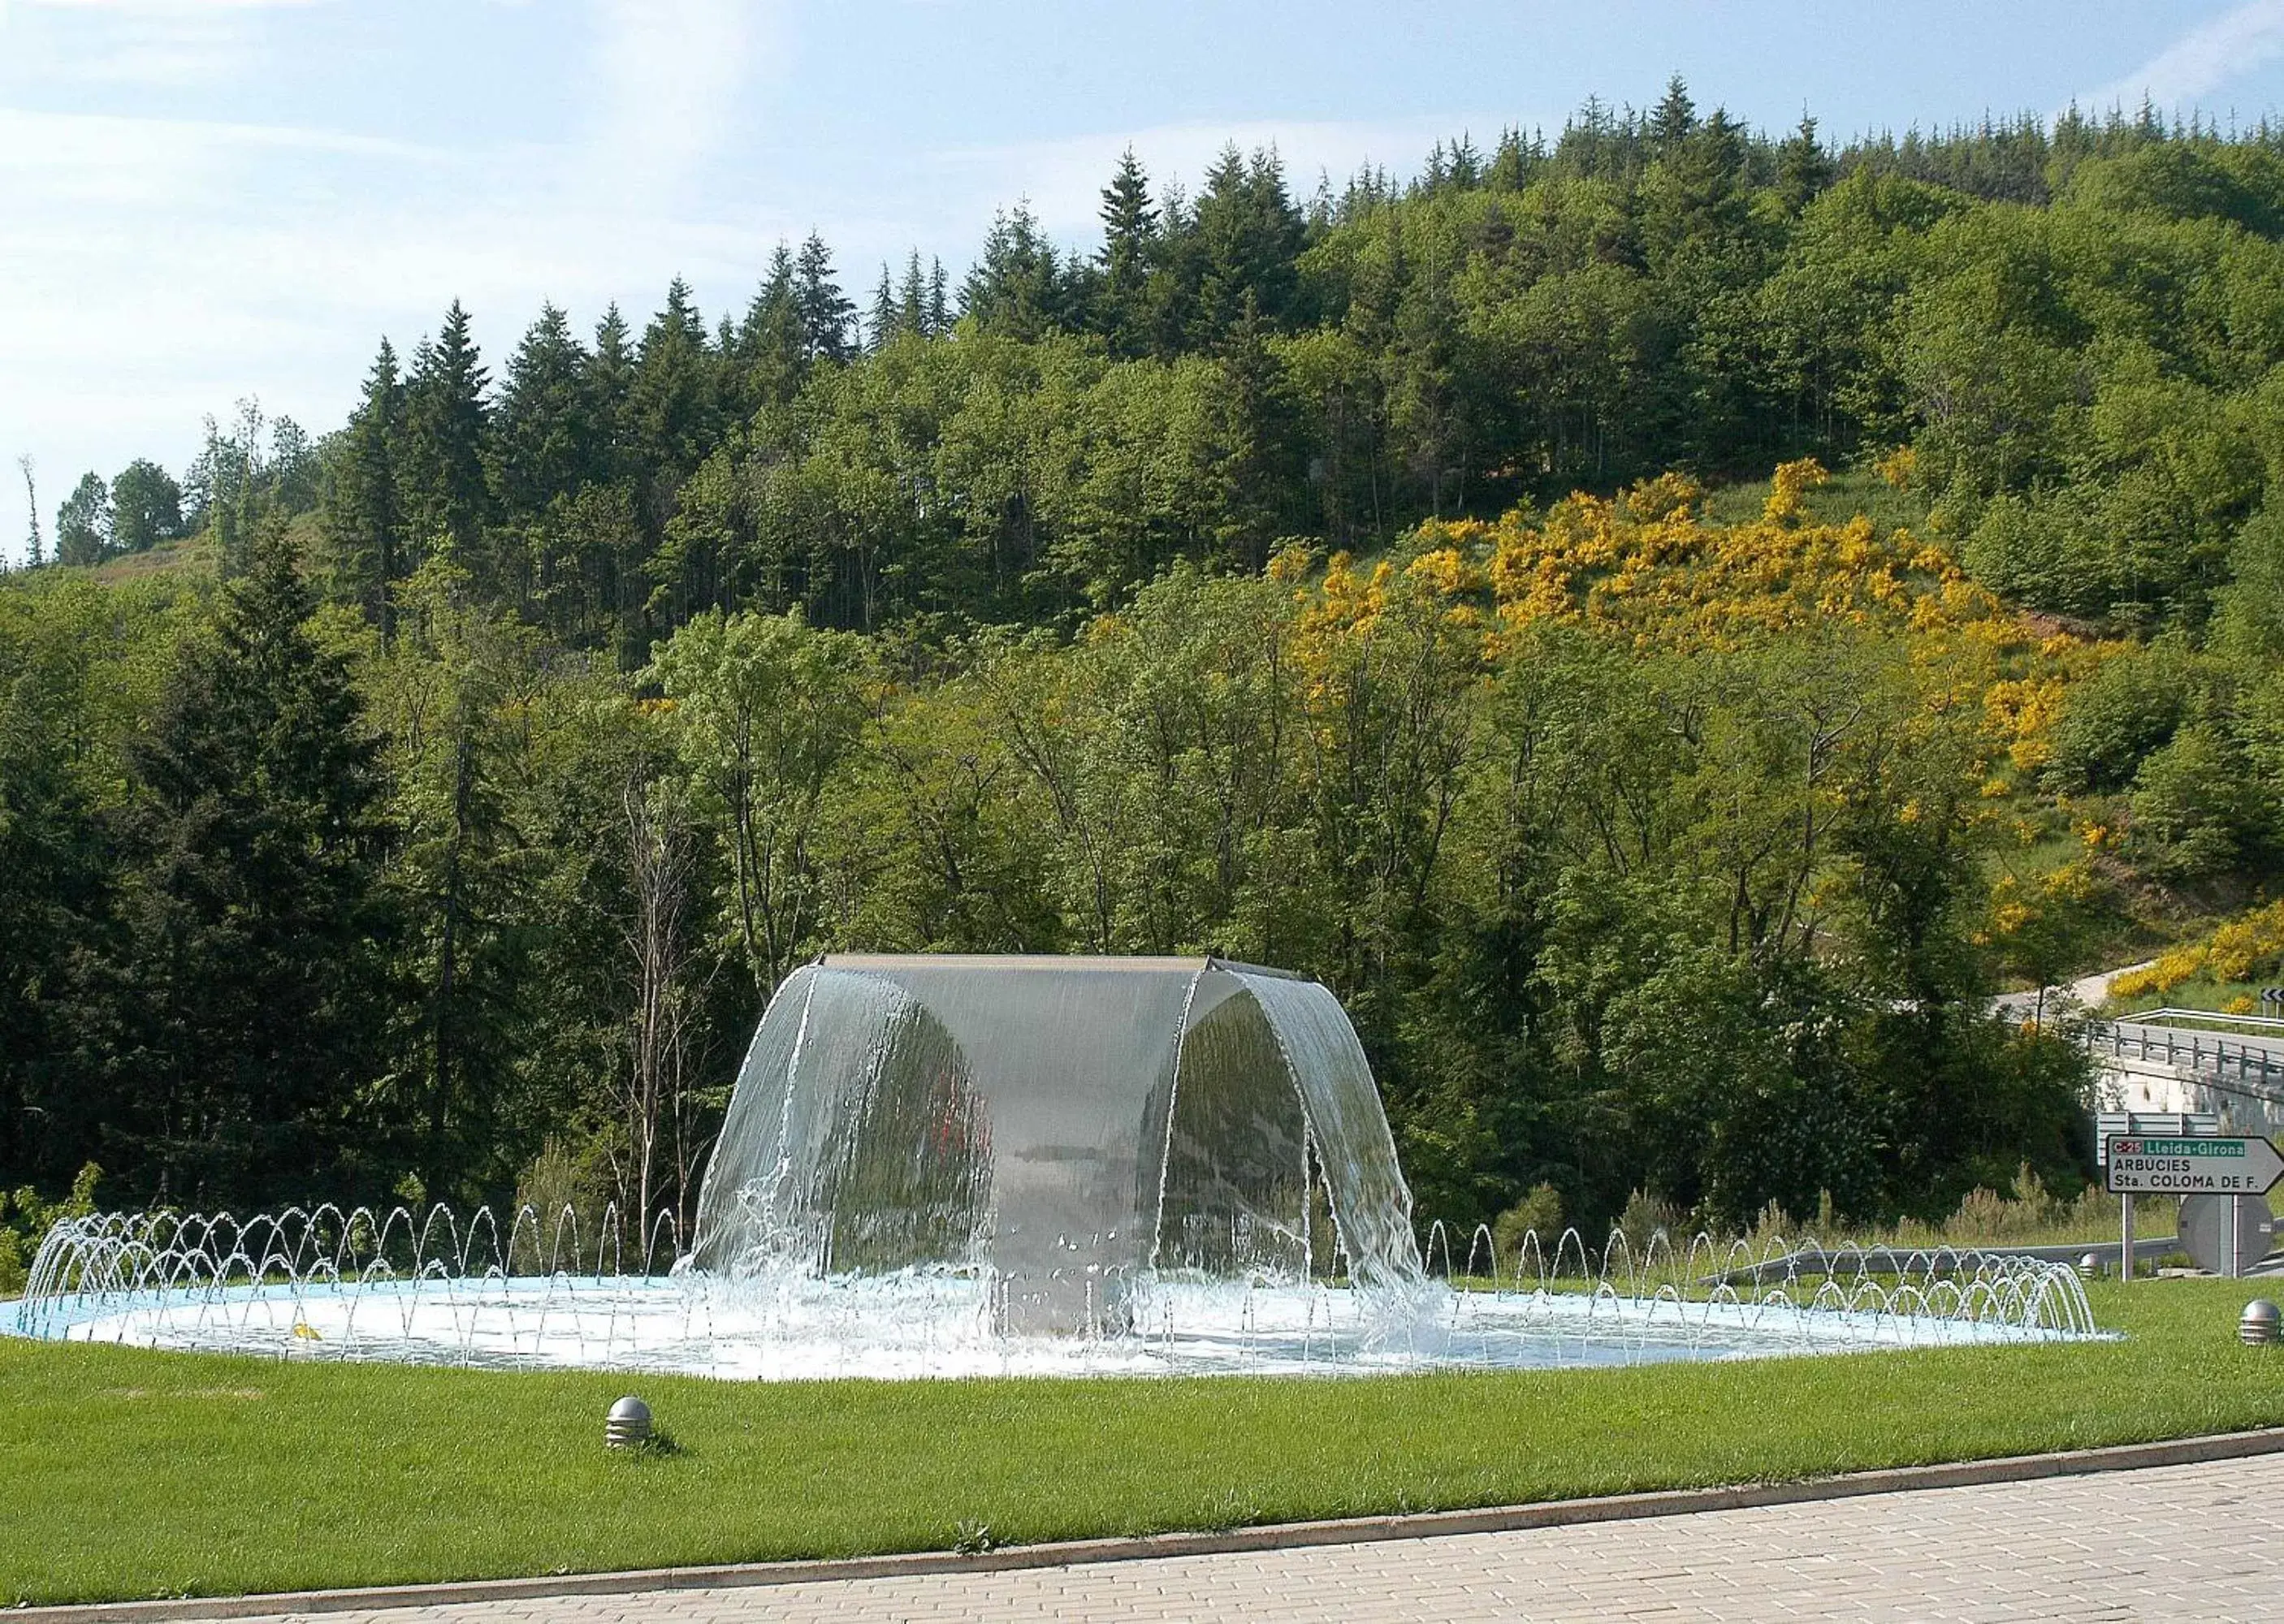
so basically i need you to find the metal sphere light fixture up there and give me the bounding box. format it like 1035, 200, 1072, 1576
606, 1394, 654, 1447
2239, 1300, 2282, 1347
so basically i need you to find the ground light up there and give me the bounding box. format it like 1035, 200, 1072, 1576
604, 1395, 652, 1447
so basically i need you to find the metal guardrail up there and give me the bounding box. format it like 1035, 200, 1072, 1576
2070, 1019, 2284, 1084
2121, 1007, 2284, 1034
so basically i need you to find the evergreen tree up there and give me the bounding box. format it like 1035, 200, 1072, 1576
898, 249, 928, 337
402, 301, 492, 573
323, 340, 408, 640
106, 533, 397, 1205
379, 559, 532, 1198
1486, 127, 1533, 191
1650, 73, 1697, 153
927, 256, 951, 336
1209, 291, 1303, 568
963, 201, 1066, 339
492, 302, 595, 522
1776, 113, 1834, 211
868, 262, 898, 352
1447, 132, 1482, 188
586, 305, 635, 482
1192, 145, 1305, 341
629, 279, 720, 486
0, 586, 122, 1191
793, 233, 855, 364
732, 244, 806, 410
1096, 147, 1158, 355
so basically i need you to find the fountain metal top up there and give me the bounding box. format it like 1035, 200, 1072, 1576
690, 953, 1419, 1334
820, 952, 1303, 978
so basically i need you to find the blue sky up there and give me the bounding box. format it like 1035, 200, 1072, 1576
4, 0, 2284, 562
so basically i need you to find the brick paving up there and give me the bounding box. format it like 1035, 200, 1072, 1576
235, 1453, 2284, 1622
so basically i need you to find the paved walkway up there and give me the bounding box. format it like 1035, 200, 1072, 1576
230, 1452, 2284, 1622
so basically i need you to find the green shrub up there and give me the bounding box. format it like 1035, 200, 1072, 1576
1490, 1183, 1565, 1271
1616, 1187, 1681, 1259
2130, 720, 2267, 880
0, 1163, 102, 1297
2045, 643, 2198, 794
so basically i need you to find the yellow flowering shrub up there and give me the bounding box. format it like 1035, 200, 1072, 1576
2109, 902, 2284, 1001
1410, 460, 2083, 781
1442, 458, 2031, 655
2208, 901, 2284, 983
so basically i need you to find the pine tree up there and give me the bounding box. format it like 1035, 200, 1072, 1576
403, 301, 492, 574
587, 305, 635, 482
962, 202, 1065, 339
898, 249, 928, 337
493, 303, 594, 522
629, 278, 720, 485
927, 257, 951, 336
324, 339, 407, 640
793, 233, 855, 364
732, 245, 806, 410
1651, 74, 1697, 154
1486, 127, 1532, 191
1096, 147, 1158, 355
1447, 132, 1482, 188
109, 532, 396, 1205
1192, 145, 1304, 342
868, 262, 898, 352
384, 559, 527, 1197
1776, 113, 1834, 211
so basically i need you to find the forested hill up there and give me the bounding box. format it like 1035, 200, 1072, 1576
9, 89, 2284, 1260
36, 89, 2284, 640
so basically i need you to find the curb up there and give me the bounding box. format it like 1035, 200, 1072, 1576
21, 1427, 2284, 1621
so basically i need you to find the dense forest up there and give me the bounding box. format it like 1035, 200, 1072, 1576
10, 84, 2284, 1263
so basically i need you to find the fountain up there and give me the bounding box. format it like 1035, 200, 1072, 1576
689, 954, 1421, 1333
7, 954, 2103, 1376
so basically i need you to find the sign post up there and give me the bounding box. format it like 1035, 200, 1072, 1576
2106, 1134, 2284, 1281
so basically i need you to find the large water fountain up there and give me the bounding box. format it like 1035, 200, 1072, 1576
690, 954, 1421, 1333
10, 954, 2100, 1376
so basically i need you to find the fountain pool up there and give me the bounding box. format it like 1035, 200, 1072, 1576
6, 956, 2104, 1376
10, 1205, 2100, 1379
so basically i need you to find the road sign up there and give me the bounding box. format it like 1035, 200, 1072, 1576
2096, 1112, 2220, 1164
2105, 1134, 2284, 1195
2179, 1194, 2276, 1277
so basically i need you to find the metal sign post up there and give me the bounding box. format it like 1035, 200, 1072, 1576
2106, 1132, 2284, 1279
2099, 1112, 2228, 1283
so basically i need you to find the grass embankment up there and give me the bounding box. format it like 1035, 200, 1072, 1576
2, 1279, 2278, 1606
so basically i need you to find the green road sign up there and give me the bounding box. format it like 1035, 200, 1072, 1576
2104, 1134, 2284, 1195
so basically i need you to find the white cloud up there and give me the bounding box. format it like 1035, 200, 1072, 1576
1, 0, 315, 88
586, 0, 768, 208
2081, 0, 2284, 114
0, 92, 795, 544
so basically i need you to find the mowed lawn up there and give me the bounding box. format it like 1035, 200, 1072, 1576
2, 1280, 2278, 1606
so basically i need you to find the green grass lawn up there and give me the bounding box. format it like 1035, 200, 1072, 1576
3, 1279, 2278, 1606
